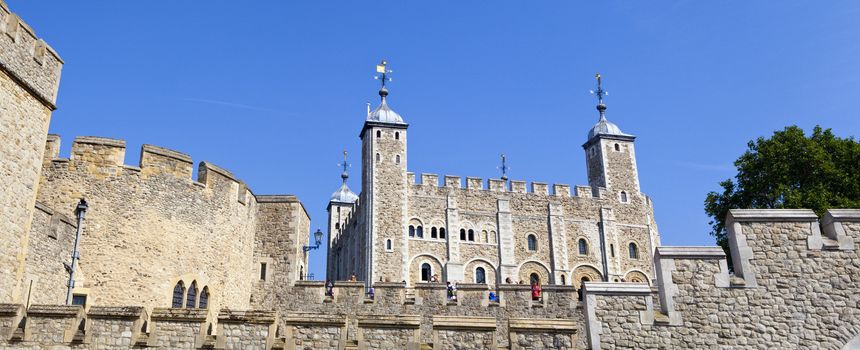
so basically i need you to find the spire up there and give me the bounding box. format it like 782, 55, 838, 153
338, 150, 350, 184
498, 154, 509, 181
374, 59, 392, 103
589, 73, 608, 121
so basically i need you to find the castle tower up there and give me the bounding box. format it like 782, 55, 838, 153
326, 151, 358, 281
582, 74, 649, 282
359, 60, 409, 285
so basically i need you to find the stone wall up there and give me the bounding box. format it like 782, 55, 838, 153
252, 196, 311, 310
582, 208, 860, 349
23, 202, 77, 305
0, 0, 64, 303
35, 136, 262, 313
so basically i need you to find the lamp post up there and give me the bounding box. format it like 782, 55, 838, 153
66, 199, 88, 305
303, 228, 324, 252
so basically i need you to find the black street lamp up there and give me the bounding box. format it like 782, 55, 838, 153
303, 228, 324, 252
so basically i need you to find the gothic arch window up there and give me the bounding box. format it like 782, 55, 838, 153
475, 267, 486, 284
460, 229, 466, 241
467, 229, 475, 241
186, 281, 198, 309
620, 191, 628, 203
431, 227, 438, 239
409, 225, 415, 237
628, 243, 639, 259
527, 234, 537, 251
386, 239, 392, 251
171, 281, 185, 308
421, 263, 431, 282
416, 225, 423, 238
376, 130, 381, 138
199, 287, 209, 309
395, 132, 399, 140
578, 238, 588, 255
439, 228, 446, 239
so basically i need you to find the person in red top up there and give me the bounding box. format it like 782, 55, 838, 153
531, 282, 542, 301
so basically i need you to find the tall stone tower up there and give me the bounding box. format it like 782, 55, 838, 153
582, 74, 648, 282
326, 151, 358, 281
360, 60, 408, 285
0, 2, 64, 303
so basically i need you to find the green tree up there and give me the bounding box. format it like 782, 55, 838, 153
704, 125, 860, 261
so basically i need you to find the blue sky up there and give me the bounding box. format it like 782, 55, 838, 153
11, 1, 860, 278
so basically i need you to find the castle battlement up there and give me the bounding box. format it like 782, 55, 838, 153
0, 0, 63, 109
409, 172, 603, 199
43, 135, 254, 208
581, 208, 860, 349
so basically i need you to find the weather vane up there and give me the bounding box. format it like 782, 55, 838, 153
339, 150, 351, 181
374, 60, 392, 90
589, 73, 608, 105
498, 154, 509, 181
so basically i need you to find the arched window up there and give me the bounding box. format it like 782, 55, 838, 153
395, 155, 401, 164
628, 243, 639, 259
490, 231, 496, 243
199, 287, 209, 309
614, 143, 620, 151
560, 275, 566, 285
475, 267, 486, 284
386, 239, 392, 250
620, 191, 628, 203
416, 226, 423, 238
376, 130, 381, 138
460, 229, 466, 240
431, 227, 438, 239
186, 281, 198, 309
395, 132, 399, 140
375, 153, 380, 162
409, 225, 415, 237
530, 273, 540, 285
439, 228, 446, 239
578, 239, 588, 255
171, 281, 185, 308
527, 234, 537, 251
482, 230, 488, 243
467, 229, 475, 241
421, 263, 431, 282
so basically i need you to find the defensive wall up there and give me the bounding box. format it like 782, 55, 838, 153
1, 208, 857, 349
0, 0, 64, 303
32, 135, 309, 316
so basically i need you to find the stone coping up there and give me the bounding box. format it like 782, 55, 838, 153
498, 284, 532, 291
357, 315, 421, 328
823, 209, 860, 223
727, 209, 817, 222
150, 308, 208, 322
432, 316, 496, 330
0, 304, 22, 317
373, 282, 406, 288
413, 282, 446, 289
284, 313, 345, 326
509, 318, 577, 333
73, 136, 126, 148
217, 310, 276, 324
541, 285, 576, 292
582, 282, 651, 296
455, 283, 489, 291
200, 161, 238, 182
27, 305, 83, 318
255, 195, 299, 203
293, 280, 325, 287
332, 281, 365, 288
656, 246, 726, 259
141, 144, 192, 163
87, 306, 146, 320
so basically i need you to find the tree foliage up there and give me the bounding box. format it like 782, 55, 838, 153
704, 125, 860, 260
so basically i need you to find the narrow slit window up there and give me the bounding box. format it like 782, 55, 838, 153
260, 262, 267, 281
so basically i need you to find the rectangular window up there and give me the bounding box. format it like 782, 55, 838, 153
260, 262, 267, 281
72, 294, 87, 307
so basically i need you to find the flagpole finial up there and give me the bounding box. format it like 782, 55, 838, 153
374, 60, 392, 102
339, 150, 350, 183
590, 73, 608, 120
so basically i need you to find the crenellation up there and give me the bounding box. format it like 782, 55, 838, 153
140, 144, 194, 179
407, 171, 416, 184
444, 175, 461, 188
23, 304, 84, 344
510, 180, 527, 193
43, 133, 60, 163
0, 3, 63, 108
488, 178, 506, 192
531, 182, 548, 195
574, 185, 591, 198
70, 136, 127, 170
467, 176, 483, 190
553, 184, 571, 197
421, 173, 439, 187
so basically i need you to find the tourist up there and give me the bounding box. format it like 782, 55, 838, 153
505, 277, 513, 284
446, 282, 457, 301
325, 281, 334, 297
431, 274, 439, 283
531, 281, 542, 301
367, 286, 375, 300
489, 291, 498, 302
350, 273, 357, 282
